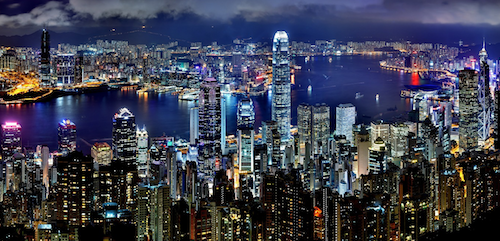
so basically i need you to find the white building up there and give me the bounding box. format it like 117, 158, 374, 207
336, 103, 356, 144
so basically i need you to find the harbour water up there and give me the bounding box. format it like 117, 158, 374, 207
0, 55, 425, 153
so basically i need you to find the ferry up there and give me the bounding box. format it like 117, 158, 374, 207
400, 89, 416, 98
178, 90, 200, 101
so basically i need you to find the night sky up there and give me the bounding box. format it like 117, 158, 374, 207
0, 0, 500, 45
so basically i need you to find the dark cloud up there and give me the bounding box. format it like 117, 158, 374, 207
0, 1, 72, 28
0, 0, 500, 36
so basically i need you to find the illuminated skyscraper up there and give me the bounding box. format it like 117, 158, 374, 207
389, 123, 409, 158
1, 122, 22, 158
312, 103, 331, 155
57, 119, 76, 155
459, 69, 480, 150
55, 54, 75, 86
335, 103, 356, 144
91, 142, 112, 166
40, 29, 51, 86
198, 78, 221, 172
232, 52, 243, 81
478, 44, 492, 146
137, 183, 172, 241
136, 126, 148, 178
368, 137, 386, 174
271, 31, 291, 142
297, 104, 312, 156
112, 108, 137, 166
55, 151, 93, 226
370, 120, 390, 145
298, 103, 331, 155
190, 107, 199, 145
237, 98, 255, 174
237, 98, 255, 129
74, 51, 84, 84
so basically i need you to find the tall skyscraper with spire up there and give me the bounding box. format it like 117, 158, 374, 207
478, 39, 491, 146
40, 29, 51, 86
479, 38, 488, 63
271, 31, 291, 142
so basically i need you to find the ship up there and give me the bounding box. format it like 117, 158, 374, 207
376, 94, 379, 100
178, 90, 200, 101
307, 85, 312, 92
400, 89, 416, 98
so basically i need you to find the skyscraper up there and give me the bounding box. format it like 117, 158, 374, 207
112, 108, 137, 166
271, 31, 291, 142
136, 126, 148, 178
91, 142, 112, 166
237, 98, 255, 129
190, 107, 199, 145
1, 122, 22, 158
137, 183, 172, 241
237, 98, 255, 174
40, 29, 51, 86
262, 120, 279, 168
198, 78, 222, 172
55, 54, 75, 86
389, 123, 409, 158
74, 51, 84, 84
298, 103, 331, 156
335, 103, 356, 144
297, 104, 312, 156
58, 119, 76, 155
55, 151, 93, 226
459, 69, 480, 151
312, 103, 331, 155
478, 45, 492, 146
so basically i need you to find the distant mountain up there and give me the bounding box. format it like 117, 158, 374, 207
0, 29, 197, 48
0, 30, 87, 48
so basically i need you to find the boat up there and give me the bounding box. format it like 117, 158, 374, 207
307, 85, 312, 92
178, 90, 199, 101
376, 94, 379, 100
355, 92, 364, 99
400, 89, 415, 98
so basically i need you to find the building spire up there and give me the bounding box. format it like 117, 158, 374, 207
479, 37, 488, 63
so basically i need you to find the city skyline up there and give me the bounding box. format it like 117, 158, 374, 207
2, 4, 500, 239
